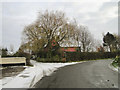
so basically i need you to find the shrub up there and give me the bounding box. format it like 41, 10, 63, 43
35, 55, 63, 62
66, 52, 119, 61
36, 57, 46, 62
112, 55, 120, 67
52, 55, 60, 61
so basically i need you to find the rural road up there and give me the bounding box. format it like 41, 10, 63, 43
34, 60, 118, 88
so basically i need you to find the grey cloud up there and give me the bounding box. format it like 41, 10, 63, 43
2, 2, 118, 51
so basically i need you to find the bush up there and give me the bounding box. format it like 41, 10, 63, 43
35, 55, 63, 62
112, 55, 120, 67
52, 55, 60, 61
66, 52, 119, 61
36, 57, 46, 62
36, 49, 62, 58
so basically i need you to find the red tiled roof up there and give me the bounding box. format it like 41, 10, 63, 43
61, 47, 78, 52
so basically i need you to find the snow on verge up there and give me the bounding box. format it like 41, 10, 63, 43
109, 61, 118, 72
2, 60, 82, 88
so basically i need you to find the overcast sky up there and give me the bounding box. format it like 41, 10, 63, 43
0, 0, 119, 52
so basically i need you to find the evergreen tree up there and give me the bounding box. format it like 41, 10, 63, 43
103, 32, 116, 52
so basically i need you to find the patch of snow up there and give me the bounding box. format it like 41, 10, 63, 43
109, 63, 118, 72
0, 76, 15, 90
2, 77, 14, 86
2, 60, 82, 88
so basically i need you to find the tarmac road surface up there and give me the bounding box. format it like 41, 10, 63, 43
34, 60, 118, 88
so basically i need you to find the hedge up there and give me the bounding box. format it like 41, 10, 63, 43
66, 52, 120, 61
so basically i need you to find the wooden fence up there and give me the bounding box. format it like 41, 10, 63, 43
0, 57, 26, 65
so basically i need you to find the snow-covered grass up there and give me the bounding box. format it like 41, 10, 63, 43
110, 56, 119, 72
1, 60, 83, 88
110, 64, 118, 72
109, 60, 118, 72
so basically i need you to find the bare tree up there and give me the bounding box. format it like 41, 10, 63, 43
116, 35, 120, 51
9, 44, 14, 54
74, 25, 94, 52
22, 10, 74, 53
113, 34, 120, 51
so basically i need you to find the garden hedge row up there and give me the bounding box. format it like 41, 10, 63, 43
66, 52, 120, 61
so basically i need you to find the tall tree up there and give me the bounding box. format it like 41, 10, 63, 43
22, 10, 75, 54
113, 34, 120, 51
116, 35, 120, 51
74, 25, 94, 52
103, 32, 116, 52
1, 48, 8, 57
